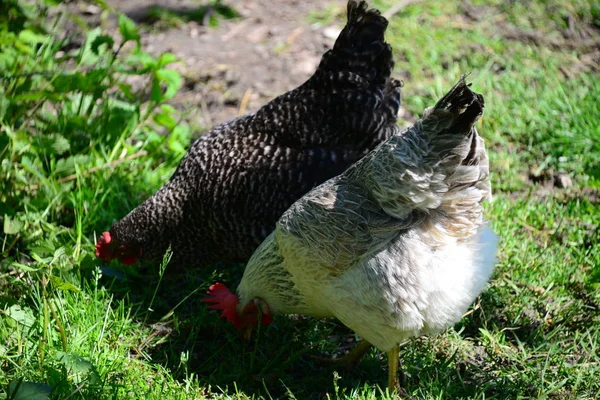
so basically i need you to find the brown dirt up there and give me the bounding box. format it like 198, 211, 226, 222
69, 0, 600, 128
98, 0, 345, 128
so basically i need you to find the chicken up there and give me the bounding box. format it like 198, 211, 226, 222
95, 0, 402, 269
202, 78, 498, 392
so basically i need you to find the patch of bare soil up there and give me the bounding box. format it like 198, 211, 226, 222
97, 0, 347, 129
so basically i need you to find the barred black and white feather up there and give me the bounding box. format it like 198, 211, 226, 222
99, 1, 401, 268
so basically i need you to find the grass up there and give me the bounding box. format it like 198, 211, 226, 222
1, 0, 599, 399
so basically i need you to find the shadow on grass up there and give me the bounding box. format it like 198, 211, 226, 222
92, 262, 357, 399
85, 256, 539, 399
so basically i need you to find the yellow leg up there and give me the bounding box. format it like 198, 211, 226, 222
339, 339, 372, 368
387, 345, 400, 395
306, 339, 373, 370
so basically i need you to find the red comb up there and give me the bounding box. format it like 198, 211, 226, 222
96, 232, 113, 259
201, 283, 241, 329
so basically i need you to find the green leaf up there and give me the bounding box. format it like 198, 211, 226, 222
155, 69, 182, 101
51, 247, 67, 264
7, 381, 51, 400
157, 52, 178, 67
3, 215, 22, 234
12, 263, 42, 272
153, 111, 176, 130
51, 74, 78, 93
129, 50, 157, 70
160, 104, 176, 114
156, 69, 182, 86
36, 134, 71, 156
117, 82, 135, 100
14, 41, 33, 55
31, 253, 53, 265
118, 14, 140, 44
5, 305, 36, 328
90, 34, 115, 55
167, 123, 191, 155
14, 91, 63, 103
21, 156, 46, 181
49, 276, 80, 292
54, 155, 91, 176
52, 72, 107, 94
52, 135, 70, 155
150, 78, 162, 103
18, 30, 48, 44
0, 86, 8, 120
105, 99, 139, 137
80, 28, 103, 64
56, 352, 101, 385
0, 46, 17, 70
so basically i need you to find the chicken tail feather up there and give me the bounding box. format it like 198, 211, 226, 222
346, 77, 489, 223
315, 1, 398, 91
431, 76, 485, 140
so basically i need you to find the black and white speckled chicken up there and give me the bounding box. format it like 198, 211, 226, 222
95, 1, 402, 269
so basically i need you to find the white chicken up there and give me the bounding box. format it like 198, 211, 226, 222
203, 78, 498, 392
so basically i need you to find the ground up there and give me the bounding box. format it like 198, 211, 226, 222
1, 0, 599, 399
98, 0, 345, 126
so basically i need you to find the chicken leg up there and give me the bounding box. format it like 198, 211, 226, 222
387, 344, 400, 392
338, 339, 373, 368
388, 345, 410, 399
306, 339, 373, 370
